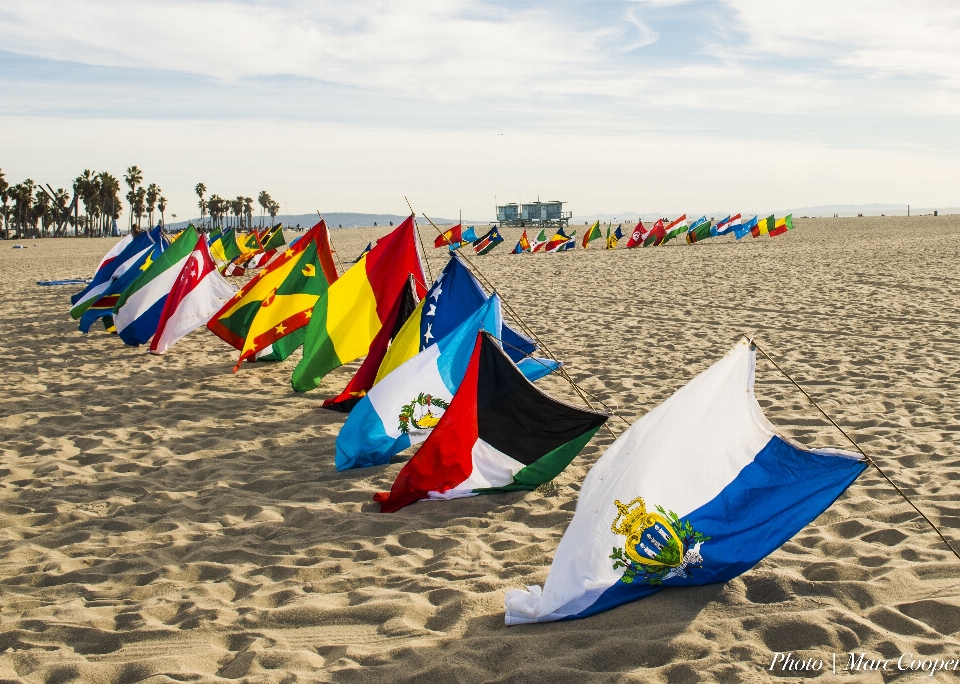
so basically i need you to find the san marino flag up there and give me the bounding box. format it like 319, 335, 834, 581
505, 339, 866, 624
334, 295, 502, 471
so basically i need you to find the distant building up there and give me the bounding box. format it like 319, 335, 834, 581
496, 200, 570, 228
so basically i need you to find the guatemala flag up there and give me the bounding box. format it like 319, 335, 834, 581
335, 295, 503, 471
734, 216, 757, 240
505, 340, 866, 624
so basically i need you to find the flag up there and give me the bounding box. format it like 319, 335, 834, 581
95, 233, 133, 272
150, 234, 237, 354
642, 219, 666, 247
560, 232, 577, 251
734, 216, 757, 240
77, 233, 167, 333
685, 216, 707, 235
473, 227, 504, 255
71, 228, 159, 318
713, 214, 741, 237
260, 224, 285, 251
210, 229, 243, 262
207, 230, 222, 246
625, 221, 646, 248
769, 215, 794, 237
660, 215, 688, 244
220, 259, 246, 277
368, 254, 552, 388
354, 242, 372, 262
544, 229, 570, 253
512, 230, 531, 254
374, 331, 609, 512
207, 220, 340, 366
461, 227, 478, 243
582, 221, 602, 248
291, 215, 428, 392
685, 220, 713, 244
530, 229, 548, 252
334, 296, 502, 470
435, 224, 462, 248
238, 231, 261, 255
606, 224, 624, 250
752, 214, 775, 238
504, 340, 867, 624
114, 227, 201, 346
246, 247, 280, 269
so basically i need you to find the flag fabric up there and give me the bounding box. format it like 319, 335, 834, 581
260, 224, 285, 251
354, 242, 373, 263
238, 231, 262, 255
150, 234, 237, 354
461, 227, 478, 243
713, 214, 741, 237
374, 331, 609, 512
685, 220, 713, 244
685, 216, 707, 235
435, 224, 462, 248
642, 219, 666, 247
625, 221, 646, 248
370, 254, 550, 387
320, 277, 422, 412
582, 221, 602, 248
220, 259, 246, 277
334, 296, 502, 470
114, 227, 200, 346
544, 229, 570, 253
207, 220, 340, 367
209, 229, 242, 262
512, 230, 531, 254
769, 215, 794, 237
660, 215, 688, 244
734, 216, 757, 240
473, 227, 504, 255
504, 340, 867, 624
71, 228, 159, 317
560, 232, 577, 251
207, 230, 221, 246
752, 214, 775, 238
246, 247, 280, 269
607, 225, 624, 250
95, 233, 133, 272
530, 229, 548, 252
291, 215, 428, 392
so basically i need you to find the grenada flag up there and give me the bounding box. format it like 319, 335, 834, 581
582, 221, 602, 248
504, 340, 866, 624
291, 215, 428, 392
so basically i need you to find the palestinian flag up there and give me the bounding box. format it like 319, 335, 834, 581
473, 227, 504, 255
642, 218, 667, 247
752, 214, 775, 238
435, 224, 462, 248
685, 220, 713, 244
291, 215, 428, 392
530, 229, 548, 252
207, 220, 339, 368
581, 221, 602, 248
512, 230, 531, 254
374, 331, 608, 512
544, 229, 570, 252
769, 214, 794, 237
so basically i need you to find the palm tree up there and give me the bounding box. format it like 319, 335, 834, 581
207, 194, 223, 230
0, 169, 8, 240
244, 197, 254, 231
195, 182, 206, 228
98, 172, 120, 235
134, 187, 146, 230
145, 183, 159, 228
52, 187, 70, 236
232, 197, 244, 231
158, 196, 167, 230
268, 199, 280, 226
257, 191, 271, 229
124, 166, 143, 233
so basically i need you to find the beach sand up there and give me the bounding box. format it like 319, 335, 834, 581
1, 216, 959, 682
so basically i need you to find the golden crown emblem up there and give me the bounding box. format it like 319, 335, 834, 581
611, 497, 684, 568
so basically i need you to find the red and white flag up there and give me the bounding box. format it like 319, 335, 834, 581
625, 220, 647, 248
150, 235, 237, 355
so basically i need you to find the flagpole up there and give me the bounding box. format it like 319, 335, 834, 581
745, 334, 960, 563
421, 211, 617, 437
405, 197, 434, 284
317, 211, 347, 275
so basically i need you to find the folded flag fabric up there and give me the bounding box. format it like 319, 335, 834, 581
334, 295, 502, 470
642, 219, 666, 247
220, 259, 246, 277
291, 215, 428, 392
752, 214, 775, 238
114, 226, 201, 346
246, 247, 280, 269
435, 224, 462, 248
354, 242, 373, 263
210, 228, 243, 262
769, 215, 794, 237
685, 219, 713, 244
543, 229, 570, 253
95, 232, 133, 272
713, 214, 741, 237
208, 219, 340, 367
374, 331, 608, 512
607, 225, 624, 250
473, 227, 504, 255
504, 340, 866, 624
660, 215, 688, 244
582, 221, 602, 248
71, 228, 159, 317
461, 226, 478, 243
530, 229, 548, 252
207, 230, 221, 246
260, 224, 286, 251
686, 216, 707, 235
512, 230, 531, 254
734, 216, 757, 240
560, 232, 577, 251
150, 233, 237, 354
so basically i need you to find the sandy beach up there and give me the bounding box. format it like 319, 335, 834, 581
2, 216, 960, 682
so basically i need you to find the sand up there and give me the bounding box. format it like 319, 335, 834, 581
1, 216, 960, 682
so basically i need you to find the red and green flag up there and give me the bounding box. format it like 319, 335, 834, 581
752, 214, 775, 238
582, 220, 602, 248
544, 228, 570, 252
769, 214, 794, 237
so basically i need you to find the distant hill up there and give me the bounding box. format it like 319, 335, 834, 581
573, 204, 958, 223
163, 212, 468, 232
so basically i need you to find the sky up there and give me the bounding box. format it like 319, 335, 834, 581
3, 0, 960, 219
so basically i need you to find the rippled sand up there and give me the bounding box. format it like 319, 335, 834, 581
2, 216, 959, 682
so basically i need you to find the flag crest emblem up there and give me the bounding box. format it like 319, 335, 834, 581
399, 393, 450, 432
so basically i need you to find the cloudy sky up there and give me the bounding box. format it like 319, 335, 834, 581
3, 0, 960, 219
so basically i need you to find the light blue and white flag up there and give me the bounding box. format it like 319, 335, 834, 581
505, 340, 866, 624
734, 216, 757, 240
335, 295, 503, 471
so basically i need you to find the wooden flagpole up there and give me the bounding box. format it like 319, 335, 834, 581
405, 197, 434, 283
745, 334, 960, 562
317, 211, 346, 275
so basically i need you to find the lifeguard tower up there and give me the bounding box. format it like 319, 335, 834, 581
497, 200, 570, 228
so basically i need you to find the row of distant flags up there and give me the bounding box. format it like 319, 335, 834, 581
430, 213, 797, 256
68, 212, 866, 627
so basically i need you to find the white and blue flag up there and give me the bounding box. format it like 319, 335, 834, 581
505, 340, 866, 624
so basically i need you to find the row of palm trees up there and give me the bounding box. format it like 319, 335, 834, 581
194, 183, 280, 232
0, 166, 168, 239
